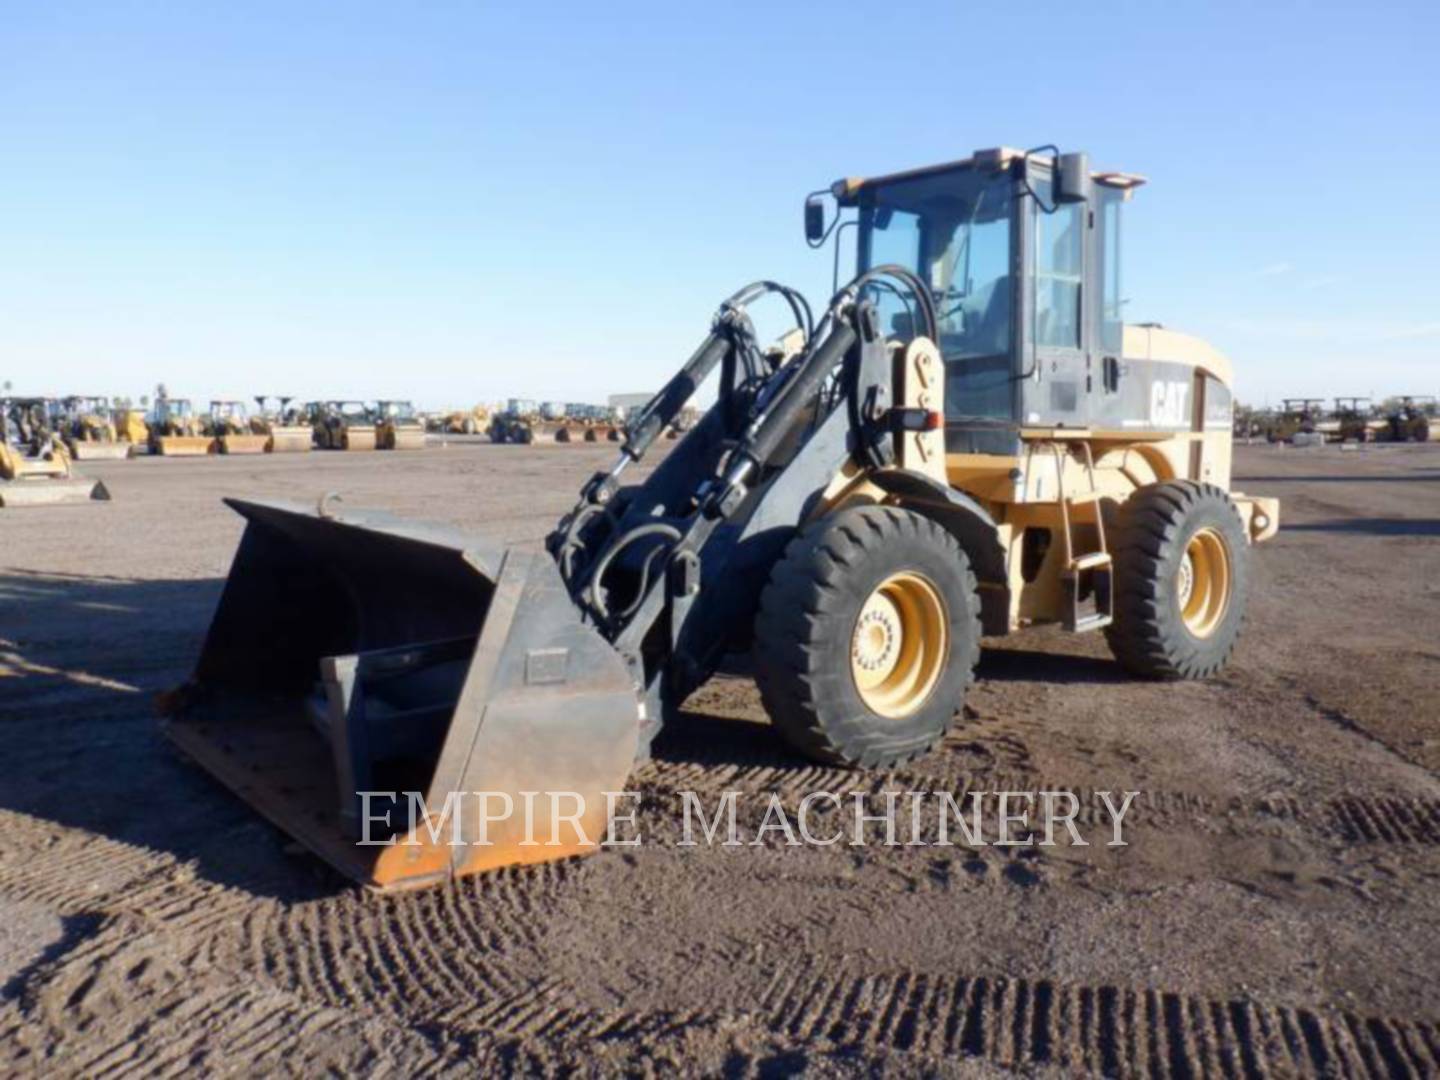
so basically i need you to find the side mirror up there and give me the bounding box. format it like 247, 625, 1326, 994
1055, 152, 1092, 204
804, 195, 827, 244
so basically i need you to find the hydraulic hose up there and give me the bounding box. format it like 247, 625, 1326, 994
624, 280, 814, 461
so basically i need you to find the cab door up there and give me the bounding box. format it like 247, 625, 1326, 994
1026, 173, 1089, 427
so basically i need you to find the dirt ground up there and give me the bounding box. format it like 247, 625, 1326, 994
1, 439, 1438, 1076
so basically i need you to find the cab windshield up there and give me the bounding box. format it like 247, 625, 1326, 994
860, 166, 1015, 419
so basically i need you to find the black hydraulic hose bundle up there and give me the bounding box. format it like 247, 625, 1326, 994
555, 266, 935, 635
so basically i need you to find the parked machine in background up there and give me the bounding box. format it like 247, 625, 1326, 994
148, 395, 212, 456
116, 406, 149, 450
1267, 399, 1326, 443
430, 404, 490, 435
488, 398, 539, 444
251, 396, 313, 452
1387, 395, 1437, 443
165, 146, 1279, 889
312, 400, 378, 450
1, 397, 109, 506
375, 400, 427, 450
57, 395, 132, 460
1333, 397, 1383, 443
205, 400, 269, 454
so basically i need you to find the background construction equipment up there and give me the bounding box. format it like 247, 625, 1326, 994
1, 398, 110, 506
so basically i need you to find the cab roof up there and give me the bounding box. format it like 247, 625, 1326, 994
832, 146, 1147, 206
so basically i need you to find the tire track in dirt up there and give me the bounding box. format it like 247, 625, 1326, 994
756, 958, 1440, 1077
636, 754, 1440, 847
0, 915, 473, 1077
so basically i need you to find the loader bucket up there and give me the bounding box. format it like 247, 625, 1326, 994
267, 426, 313, 452
218, 434, 270, 455
162, 498, 641, 891
156, 435, 215, 456
71, 441, 131, 461
0, 477, 111, 507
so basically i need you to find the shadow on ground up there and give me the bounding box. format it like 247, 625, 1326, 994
1284, 518, 1440, 537
0, 570, 342, 901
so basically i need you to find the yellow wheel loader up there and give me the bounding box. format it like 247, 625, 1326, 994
1387, 396, 1437, 442
1266, 399, 1325, 444
1333, 397, 1384, 443
1, 398, 110, 506
118, 407, 149, 448
59, 396, 132, 460
149, 397, 214, 456
164, 147, 1278, 890
312, 400, 378, 450
376, 400, 427, 450
487, 399, 539, 444
432, 404, 490, 435
206, 400, 270, 454
252, 396, 313, 452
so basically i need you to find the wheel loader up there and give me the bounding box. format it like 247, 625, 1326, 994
205, 400, 270, 454
117, 406, 149, 449
1333, 397, 1384, 443
252, 396, 313, 452
58, 396, 132, 460
1, 398, 110, 506
487, 399, 539, 444
376, 400, 427, 450
149, 396, 213, 455
163, 146, 1279, 890
1387, 396, 1437, 442
431, 404, 490, 435
1266, 398, 1325, 443
312, 400, 378, 450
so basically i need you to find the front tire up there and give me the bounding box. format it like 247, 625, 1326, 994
1105, 481, 1250, 679
753, 506, 981, 768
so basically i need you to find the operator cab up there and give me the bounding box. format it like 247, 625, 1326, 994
823, 147, 1144, 454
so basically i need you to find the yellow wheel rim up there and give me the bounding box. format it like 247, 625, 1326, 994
850, 571, 948, 718
1176, 526, 1231, 638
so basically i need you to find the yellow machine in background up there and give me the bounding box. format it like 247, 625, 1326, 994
149, 396, 213, 456
206, 400, 269, 454
431, 404, 491, 435
1387, 396, 1438, 442
58, 396, 132, 460
251, 396, 313, 452
311, 400, 378, 450
117, 407, 149, 449
1, 398, 110, 506
375, 400, 426, 450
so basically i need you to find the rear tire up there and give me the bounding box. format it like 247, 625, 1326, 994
1105, 481, 1250, 680
753, 506, 981, 768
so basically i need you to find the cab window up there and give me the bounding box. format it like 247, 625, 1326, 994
1032, 179, 1084, 350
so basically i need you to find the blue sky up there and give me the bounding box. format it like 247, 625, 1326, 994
3, 0, 1437, 408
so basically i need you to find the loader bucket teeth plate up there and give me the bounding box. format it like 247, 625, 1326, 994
267, 428, 313, 452
163, 498, 640, 891
157, 436, 214, 456
71, 442, 131, 461
219, 434, 270, 455
0, 478, 110, 507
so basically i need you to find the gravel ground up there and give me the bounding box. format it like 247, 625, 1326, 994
1, 439, 1437, 1076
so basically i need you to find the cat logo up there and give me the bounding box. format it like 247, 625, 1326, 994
1150, 381, 1190, 427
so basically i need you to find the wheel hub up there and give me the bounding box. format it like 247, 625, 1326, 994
850, 572, 948, 719
1176, 526, 1232, 639
852, 595, 901, 676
